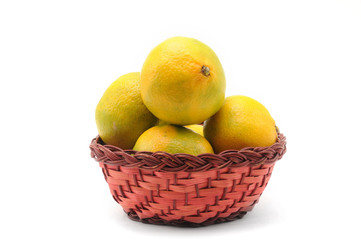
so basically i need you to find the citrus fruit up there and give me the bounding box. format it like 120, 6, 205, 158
204, 95, 277, 153
140, 36, 226, 125
185, 124, 204, 136
133, 125, 214, 155
95, 72, 158, 149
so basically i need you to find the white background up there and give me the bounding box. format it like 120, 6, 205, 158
1, 0, 360, 239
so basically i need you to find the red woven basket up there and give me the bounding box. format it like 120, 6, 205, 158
89, 131, 286, 227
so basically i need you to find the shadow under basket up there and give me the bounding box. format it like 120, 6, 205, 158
89, 131, 286, 227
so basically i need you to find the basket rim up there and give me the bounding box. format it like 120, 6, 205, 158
89, 130, 286, 172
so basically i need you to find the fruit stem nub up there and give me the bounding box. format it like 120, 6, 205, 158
201, 66, 210, 77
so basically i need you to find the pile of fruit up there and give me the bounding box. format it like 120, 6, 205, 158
95, 37, 277, 155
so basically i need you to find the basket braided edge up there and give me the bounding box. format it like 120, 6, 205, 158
89, 132, 286, 172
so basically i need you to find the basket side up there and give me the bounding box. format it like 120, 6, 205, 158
100, 162, 275, 226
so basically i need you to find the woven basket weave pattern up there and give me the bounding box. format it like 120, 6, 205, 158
90, 132, 286, 226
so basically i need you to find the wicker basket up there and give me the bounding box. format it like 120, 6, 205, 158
89, 131, 286, 227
